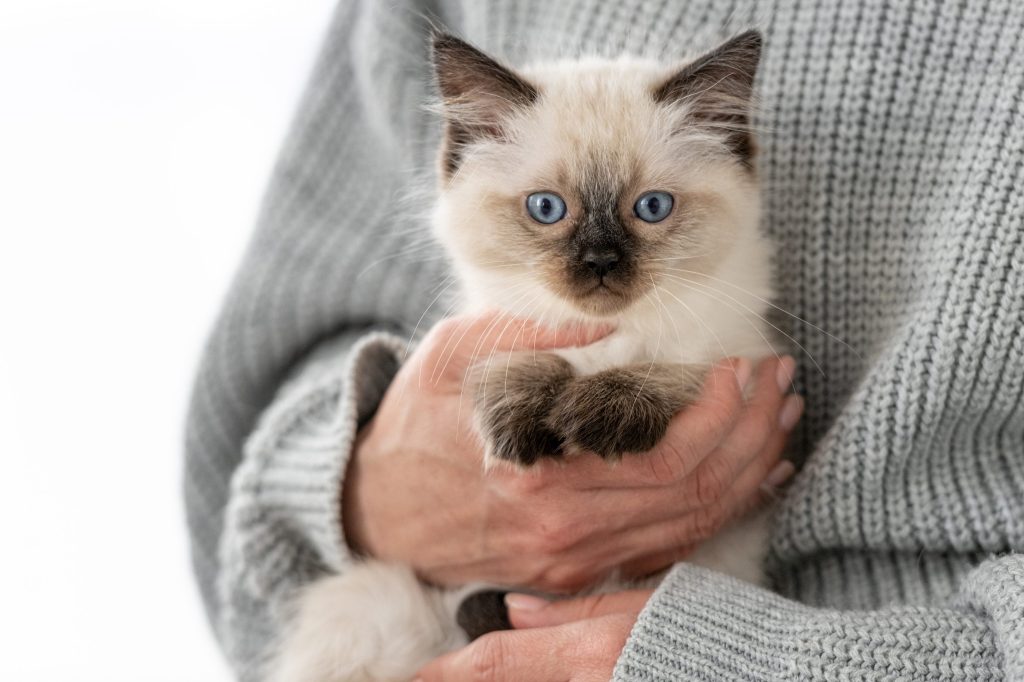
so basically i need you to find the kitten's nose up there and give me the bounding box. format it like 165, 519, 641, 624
583, 249, 620, 278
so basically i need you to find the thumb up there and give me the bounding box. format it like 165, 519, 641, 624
417, 627, 570, 682
506, 589, 653, 629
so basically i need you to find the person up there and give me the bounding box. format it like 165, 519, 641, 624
185, 1, 1024, 680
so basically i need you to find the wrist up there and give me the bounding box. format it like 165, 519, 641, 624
342, 420, 376, 557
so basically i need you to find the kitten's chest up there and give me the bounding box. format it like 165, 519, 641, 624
551, 304, 775, 375
552, 332, 648, 375
552, 325, 710, 375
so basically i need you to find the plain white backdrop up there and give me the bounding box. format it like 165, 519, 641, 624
0, 0, 337, 678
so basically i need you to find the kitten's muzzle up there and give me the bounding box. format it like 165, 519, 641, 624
583, 247, 621, 279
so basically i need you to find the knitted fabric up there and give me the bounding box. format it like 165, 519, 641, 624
184, 1, 1024, 679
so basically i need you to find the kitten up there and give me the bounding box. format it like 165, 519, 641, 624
271, 30, 775, 682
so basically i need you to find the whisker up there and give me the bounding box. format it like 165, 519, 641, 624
661, 265, 861, 360
660, 272, 824, 379
658, 274, 784, 371
631, 285, 665, 410
413, 290, 464, 392
456, 289, 542, 435
404, 276, 457, 361
649, 280, 687, 365
654, 283, 734, 369
426, 280, 532, 385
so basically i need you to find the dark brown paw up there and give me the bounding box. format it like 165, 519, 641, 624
456, 590, 511, 640
474, 353, 574, 466
548, 364, 703, 459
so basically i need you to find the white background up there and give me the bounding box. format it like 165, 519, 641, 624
0, 1, 336, 679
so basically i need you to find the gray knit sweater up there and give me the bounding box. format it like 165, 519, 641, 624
185, 1, 1024, 680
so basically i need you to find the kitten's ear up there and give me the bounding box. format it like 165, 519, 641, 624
432, 33, 538, 179
654, 30, 762, 165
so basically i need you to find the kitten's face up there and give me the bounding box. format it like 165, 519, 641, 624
432, 33, 762, 321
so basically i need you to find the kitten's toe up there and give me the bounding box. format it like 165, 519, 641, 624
473, 353, 574, 466
549, 365, 701, 459
456, 590, 511, 640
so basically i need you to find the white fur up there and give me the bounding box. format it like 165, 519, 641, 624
273, 53, 776, 682
269, 563, 468, 682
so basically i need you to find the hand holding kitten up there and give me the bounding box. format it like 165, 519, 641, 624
344, 312, 800, 593
417, 589, 654, 682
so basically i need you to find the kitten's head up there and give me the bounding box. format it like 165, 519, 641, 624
431, 32, 763, 321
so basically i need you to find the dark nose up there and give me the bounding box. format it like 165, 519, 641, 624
583, 248, 620, 278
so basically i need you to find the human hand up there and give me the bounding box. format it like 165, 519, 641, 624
417, 589, 655, 682
344, 311, 802, 591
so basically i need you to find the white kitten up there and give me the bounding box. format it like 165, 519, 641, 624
272, 30, 775, 682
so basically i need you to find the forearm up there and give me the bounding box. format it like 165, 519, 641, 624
216, 330, 407, 680
182, 0, 446, 634
614, 556, 1022, 681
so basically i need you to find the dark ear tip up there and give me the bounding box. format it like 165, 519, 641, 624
431, 31, 449, 49
732, 29, 763, 53
431, 31, 467, 56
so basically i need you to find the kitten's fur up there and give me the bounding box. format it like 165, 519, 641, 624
271, 31, 775, 682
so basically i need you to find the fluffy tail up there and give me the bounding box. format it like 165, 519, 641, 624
270, 562, 466, 682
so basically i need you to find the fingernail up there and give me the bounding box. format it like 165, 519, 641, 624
733, 358, 752, 390
776, 356, 796, 392
763, 460, 795, 488
505, 593, 548, 612
779, 394, 804, 430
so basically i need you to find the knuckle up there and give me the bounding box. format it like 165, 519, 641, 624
469, 634, 506, 682
430, 317, 462, 344
505, 471, 547, 498
706, 401, 738, 438
692, 459, 729, 507
592, 614, 630, 651
532, 525, 571, 556
745, 409, 776, 446
580, 593, 610, 620
537, 563, 594, 593
420, 319, 462, 369
649, 439, 693, 482
689, 506, 724, 541
529, 513, 586, 556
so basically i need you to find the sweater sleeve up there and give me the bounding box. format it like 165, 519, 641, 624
216, 329, 407, 681
613, 555, 1024, 682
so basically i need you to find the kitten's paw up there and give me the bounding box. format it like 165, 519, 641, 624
549, 364, 703, 460
473, 353, 575, 466
456, 589, 511, 640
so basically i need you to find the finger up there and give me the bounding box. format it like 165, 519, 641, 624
675, 357, 788, 510
416, 628, 570, 682
618, 544, 695, 581
704, 410, 798, 516
714, 356, 789, 460
603, 358, 793, 529
429, 311, 613, 382
564, 358, 751, 488
616, 428, 795, 558
714, 420, 796, 520
506, 589, 654, 629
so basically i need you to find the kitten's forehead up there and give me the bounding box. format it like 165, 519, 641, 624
523, 57, 667, 142
510, 57, 691, 191
522, 56, 667, 101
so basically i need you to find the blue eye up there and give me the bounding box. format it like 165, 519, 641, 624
526, 192, 567, 224
634, 191, 674, 223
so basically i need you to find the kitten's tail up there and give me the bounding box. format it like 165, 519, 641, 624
269, 562, 466, 682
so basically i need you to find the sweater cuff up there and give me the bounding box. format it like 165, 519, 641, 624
613, 564, 800, 681
231, 330, 407, 590
613, 560, 1007, 681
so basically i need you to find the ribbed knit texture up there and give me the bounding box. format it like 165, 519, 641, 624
184, 1, 1024, 679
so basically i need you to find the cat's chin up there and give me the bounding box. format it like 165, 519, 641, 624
567, 284, 637, 317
